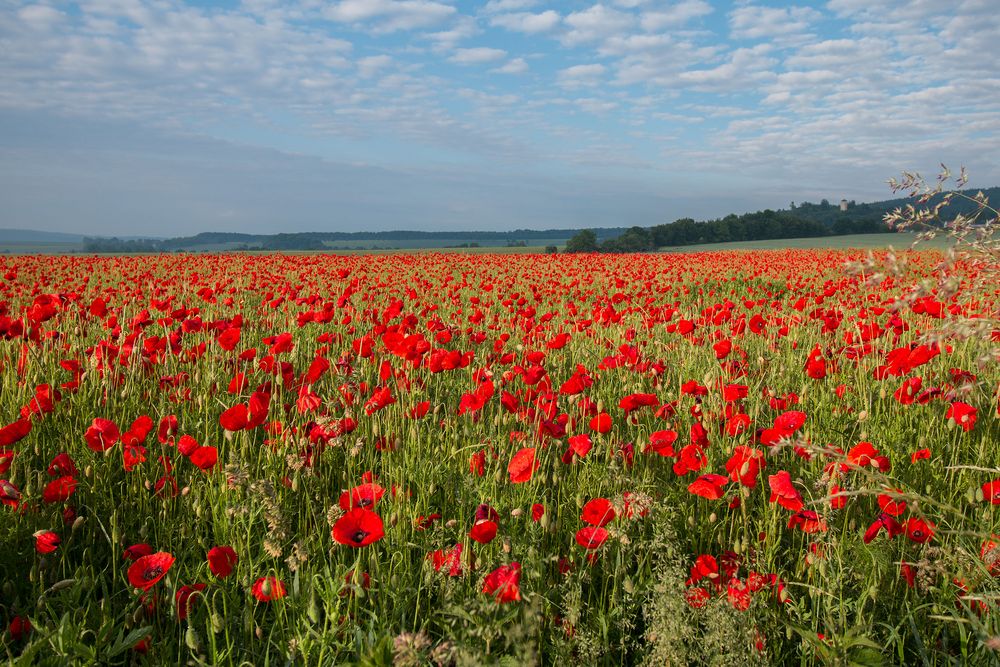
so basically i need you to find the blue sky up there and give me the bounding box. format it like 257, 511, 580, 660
1, 0, 997, 235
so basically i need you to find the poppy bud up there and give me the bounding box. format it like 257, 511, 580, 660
133, 605, 145, 625
72, 516, 85, 533
212, 612, 225, 634
307, 593, 321, 624
709, 512, 717, 523
185, 627, 201, 651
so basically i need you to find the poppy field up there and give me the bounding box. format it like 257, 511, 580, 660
1, 248, 998, 665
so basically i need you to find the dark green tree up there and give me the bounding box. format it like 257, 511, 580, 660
564, 229, 598, 253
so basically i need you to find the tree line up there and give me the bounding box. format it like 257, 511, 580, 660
565, 207, 887, 253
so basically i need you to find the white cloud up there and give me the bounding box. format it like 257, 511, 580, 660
677, 45, 777, 91
729, 4, 822, 40
424, 16, 480, 51
18, 4, 65, 29
492, 57, 528, 74
357, 54, 393, 78
481, 0, 538, 14
490, 10, 560, 34
561, 4, 634, 46
640, 0, 713, 31
325, 0, 455, 32
450, 47, 508, 64
558, 63, 606, 88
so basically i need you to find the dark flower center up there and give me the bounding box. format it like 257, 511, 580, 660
143, 566, 164, 581
352, 529, 369, 543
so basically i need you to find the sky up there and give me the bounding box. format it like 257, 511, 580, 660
1, 0, 998, 236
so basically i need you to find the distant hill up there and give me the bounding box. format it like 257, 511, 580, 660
0, 228, 85, 244
5, 186, 995, 253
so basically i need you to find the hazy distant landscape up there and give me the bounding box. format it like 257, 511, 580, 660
6, 187, 995, 254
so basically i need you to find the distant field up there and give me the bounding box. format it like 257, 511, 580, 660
0, 241, 83, 254
0, 233, 956, 255
658, 233, 950, 252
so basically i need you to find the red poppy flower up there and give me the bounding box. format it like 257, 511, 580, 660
251, 576, 286, 602
127, 552, 175, 590
0, 418, 32, 447
175, 583, 206, 620
580, 498, 616, 527
35, 530, 60, 554
685, 587, 710, 608
589, 412, 612, 434
673, 444, 708, 476
158, 415, 178, 444
985, 480, 1000, 505
787, 510, 827, 534
507, 447, 538, 483
575, 526, 609, 549
189, 446, 218, 471
332, 507, 385, 547
646, 430, 677, 457
338, 483, 386, 510
469, 519, 498, 544
946, 402, 977, 432
877, 490, 907, 516
863, 513, 903, 543
123, 543, 154, 561
688, 474, 729, 500
767, 471, 803, 512
846, 441, 890, 472
429, 543, 464, 577
207, 545, 238, 578
531, 503, 545, 522
619, 393, 658, 416
0, 448, 13, 475
482, 562, 521, 602
122, 415, 154, 446
469, 451, 487, 476
904, 517, 935, 544
568, 434, 592, 458
726, 446, 765, 487
85, 418, 120, 452
177, 435, 199, 457
1, 478, 22, 508
8, 615, 31, 641
42, 476, 77, 504
686, 554, 718, 585
981, 538, 1000, 576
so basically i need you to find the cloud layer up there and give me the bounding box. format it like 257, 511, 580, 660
1, 0, 998, 234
